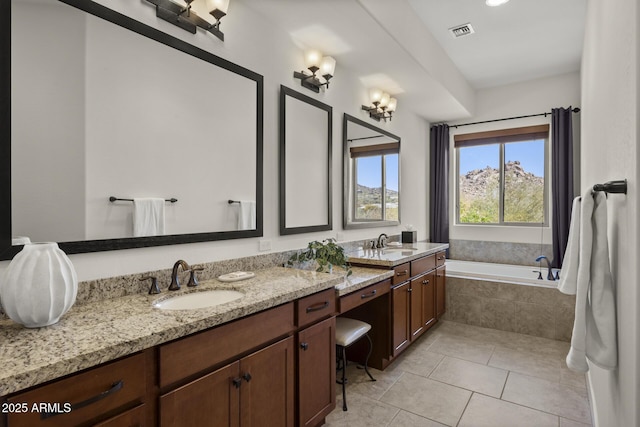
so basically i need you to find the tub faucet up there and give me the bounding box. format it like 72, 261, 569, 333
535, 256, 555, 281
169, 259, 191, 291
376, 233, 388, 249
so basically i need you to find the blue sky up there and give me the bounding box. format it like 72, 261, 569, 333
357, 154, 399, 190
459, 140, 545, 177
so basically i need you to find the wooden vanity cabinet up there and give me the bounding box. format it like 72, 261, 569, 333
297, 317, 336, 427
4, 351, 150, 427
159, 336, 295, 427
391, 281, 411, 357
2, 289, 337, 427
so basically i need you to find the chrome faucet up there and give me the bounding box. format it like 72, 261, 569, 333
376, 233, 388, 249
169, 259, 191, 291
535, 256, 556, 281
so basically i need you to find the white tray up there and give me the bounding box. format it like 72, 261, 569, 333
217, 271, 255, 282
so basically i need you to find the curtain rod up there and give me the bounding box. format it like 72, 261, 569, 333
450, 107, 580, 128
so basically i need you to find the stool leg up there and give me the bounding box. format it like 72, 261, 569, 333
363, 334, 376, 382
341, 345, 348, 411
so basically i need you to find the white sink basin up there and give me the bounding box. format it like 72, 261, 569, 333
154, 290, 244, 310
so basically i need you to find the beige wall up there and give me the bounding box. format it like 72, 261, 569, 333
580, 0, 639, 425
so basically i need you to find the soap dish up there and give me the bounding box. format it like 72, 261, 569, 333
218, 271, 255, 282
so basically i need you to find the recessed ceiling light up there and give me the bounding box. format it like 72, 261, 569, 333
486, 0, 510, 6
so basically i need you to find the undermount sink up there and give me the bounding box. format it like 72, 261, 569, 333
154, 289, 244, 310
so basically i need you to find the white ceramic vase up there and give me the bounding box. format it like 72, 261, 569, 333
0, 242, 77, 328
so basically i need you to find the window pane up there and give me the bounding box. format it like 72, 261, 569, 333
385, 154, 399, 220
504, 140, 545, 223
355, 156, 382, 220
458, 144, 499, 223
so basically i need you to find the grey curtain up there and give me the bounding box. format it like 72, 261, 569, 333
551, 107, 575, 268
429, 124, 449, 244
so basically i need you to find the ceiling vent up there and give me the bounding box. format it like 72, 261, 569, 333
448, 23, 475, 38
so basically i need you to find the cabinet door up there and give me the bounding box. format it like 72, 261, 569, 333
94, 404, 145, 427
239, 336, 295, 427
391, 282, 410, 357
409, 276, 424, 340
298, 317, 336, 427
160, 362, 240, 427
422, 271, 436, 329
436, 266, 446, 318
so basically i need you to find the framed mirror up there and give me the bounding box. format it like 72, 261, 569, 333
1, 0, 264, 260
279, 86, 332, 235
343, 114, 401, 229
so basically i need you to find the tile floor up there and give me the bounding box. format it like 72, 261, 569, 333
325, 320, 592, 427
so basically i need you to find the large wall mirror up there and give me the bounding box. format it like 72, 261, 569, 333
1, 0, 264, 259
279, 86, 332, 235
343, 114, 401, 229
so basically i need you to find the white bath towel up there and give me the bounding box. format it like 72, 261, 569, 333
558, 189, 617, 372
237, 201, 256, 230
133, 198, 165, 237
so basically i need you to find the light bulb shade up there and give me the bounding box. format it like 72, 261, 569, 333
320, 56, 336, 77
369, 88, 383, 104
304, 50, 322, 70
485, 0, 509, 6
379, 92, 390, 108
387, 98, 397, 112
207, 0, 230, 14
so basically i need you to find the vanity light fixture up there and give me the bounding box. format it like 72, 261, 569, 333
293, 50, 336, 93
145, 0, 230, 41
362, 88, 397, 122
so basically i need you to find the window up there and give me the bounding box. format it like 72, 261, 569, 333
351, 143, 399, 222
455, 125, 549, 225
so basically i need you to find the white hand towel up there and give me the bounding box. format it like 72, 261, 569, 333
560, 188, 617, 372
237, 201, 256, 230
133, 198, 165, 237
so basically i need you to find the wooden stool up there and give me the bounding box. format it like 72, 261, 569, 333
335, 317, 376, 411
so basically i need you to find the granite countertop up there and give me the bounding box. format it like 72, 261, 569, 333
334, 266, 394, 297
0, 248, 445, 397
0, 266, 344, 396
346, 242, 449, 267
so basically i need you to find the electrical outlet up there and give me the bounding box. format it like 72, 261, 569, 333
258, 240, 271, 252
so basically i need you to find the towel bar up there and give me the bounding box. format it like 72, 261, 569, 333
592, 179, 627, 195
109, 196, 178, 203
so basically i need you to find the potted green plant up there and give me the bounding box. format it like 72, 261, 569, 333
288, 238, 352, 276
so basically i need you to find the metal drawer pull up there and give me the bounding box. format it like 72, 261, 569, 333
41, 380, 124, 420
300, 342, 309, 351
232, 378, 242, 388
306, 301, 329, 313
422, 279, 429, 284
396, 270, 408, 276
407, 288, 412, 293
361, 290, 377, 299
242, 373, 252, 383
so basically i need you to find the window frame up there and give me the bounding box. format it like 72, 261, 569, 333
350, 146, 398, 223
454, 125, 550, 227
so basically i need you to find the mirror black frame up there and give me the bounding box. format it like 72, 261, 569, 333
342, 113, 401, 230
0, 0, 264, 260
279, 85, 332, 235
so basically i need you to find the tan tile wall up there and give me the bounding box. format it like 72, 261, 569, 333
443, 277, 575, 342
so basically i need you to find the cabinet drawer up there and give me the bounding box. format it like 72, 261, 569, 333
160, 302, 294, 388
411, 254, 436, 277
339, 279, 391, 314
392, 262, 411, 285
7, 353, 146, 427
296, 288, 336, 328
93, 404, 145, 427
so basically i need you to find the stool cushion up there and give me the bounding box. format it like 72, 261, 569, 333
336, 317, 372, 347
